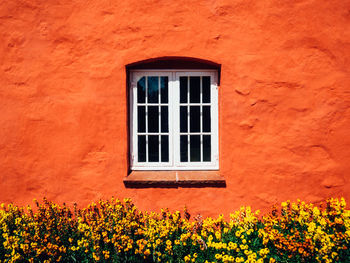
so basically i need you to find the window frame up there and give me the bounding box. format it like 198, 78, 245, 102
129, 69, 219, 171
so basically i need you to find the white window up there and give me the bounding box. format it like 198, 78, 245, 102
129, 70, 218, 170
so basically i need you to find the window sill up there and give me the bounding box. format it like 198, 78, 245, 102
124, 171, 225, 188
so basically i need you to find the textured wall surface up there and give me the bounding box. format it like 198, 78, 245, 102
0, 0, 349, 216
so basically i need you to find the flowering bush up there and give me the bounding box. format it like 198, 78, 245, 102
0, 197, 349, 263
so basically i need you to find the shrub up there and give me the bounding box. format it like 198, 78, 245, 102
0, 198, 349, 262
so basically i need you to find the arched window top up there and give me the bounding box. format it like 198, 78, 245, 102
126, 56, 220, 70
126, 57, 221, 84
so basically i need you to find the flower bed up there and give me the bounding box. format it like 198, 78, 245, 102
0, 198, 349, 263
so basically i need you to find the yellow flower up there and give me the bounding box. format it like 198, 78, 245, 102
93, 252, 100, 261
103, 250, 110, 259
215, 231, 221, 240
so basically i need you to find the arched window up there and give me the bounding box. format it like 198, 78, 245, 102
127, 57, 220, 171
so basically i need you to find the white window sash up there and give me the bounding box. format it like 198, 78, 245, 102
130, 70, 219, 170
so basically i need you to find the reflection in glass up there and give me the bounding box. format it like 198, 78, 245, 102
161, 106, 168, 133
138, 135, 146, 162
148, 76, 159, 103
190, 135, 201, 162
190, 77, 200, 103
180, 77, 187, 103
160, 77, 168, 103
202, 106, 211, 132
148, 106, 159, 133
137, 106, 146, 133
180, 135, 188, 162
190, 106, 200, 132
203, 135, 211, 162
137, 77, 146, 103
180, 106, 188, 132
161, 135, 169, 162
148, 135, 159, 162
202, 76, 211, 103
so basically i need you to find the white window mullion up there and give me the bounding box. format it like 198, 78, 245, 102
145, 76, 149, 163
200, 76, 203, 162
171, 72, 177, 167
158, 77, 161, 163
187, 76, 190, 163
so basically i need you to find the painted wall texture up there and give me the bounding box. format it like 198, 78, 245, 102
0, 0, 349, 217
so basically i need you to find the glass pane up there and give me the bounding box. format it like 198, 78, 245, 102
202, 106, 211, 132
148, 135, 159, 162
148, 106, 159, 133
180, 135, 188, 162
160, 77, 168, 104
190, 135, 201, 162
137, 77, 146, 103
147, 76, 159, 103
202, 76, 211, 103
203, 135, 211, 162
138, 135, 146, 162
137, 106, 146, 133
161, 106, 168, 133
190, 76, 200, 103
180, 77, 187, 103
161, 135, 169, 162
190, 106, 200, 132
180, 106, 188, 133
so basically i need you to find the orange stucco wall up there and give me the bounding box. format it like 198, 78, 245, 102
0, 0, 349, 217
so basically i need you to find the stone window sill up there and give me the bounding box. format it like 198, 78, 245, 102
124, 171, 225, 188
